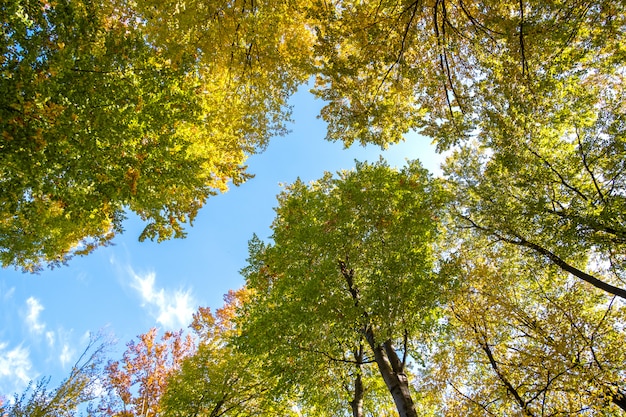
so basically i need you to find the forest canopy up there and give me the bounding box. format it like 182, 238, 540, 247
1, 1, 626, 415
2, 0, 625, 272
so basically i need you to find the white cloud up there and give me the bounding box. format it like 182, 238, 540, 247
0, 342, 34, 396
59, 343, 74, 368
25, 297, 45, 335
45, 331, 55, 347
129, 269, 196, 329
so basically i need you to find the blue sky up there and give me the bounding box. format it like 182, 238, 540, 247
0, 87, 444, 398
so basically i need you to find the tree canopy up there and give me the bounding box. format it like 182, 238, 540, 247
237, 160, 449, 417
427, 235, 626, 415
0, 0, 303, 271
3, 0, 626, 415
444, 129, 626, 300
313, 0, 625, 149
96, 328, 193, 417
3, 0, 625, 271
161, 290, 299, 417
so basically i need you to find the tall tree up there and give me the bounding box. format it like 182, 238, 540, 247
237, 160, 449, 417
443, 122, 626, 299
239, 237, 396, 417
1, 0, 299, 272
314, 0, 626, 302
309, 0, 625, 148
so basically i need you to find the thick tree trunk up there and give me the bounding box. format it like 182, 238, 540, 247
349, 346, 366, 417
339, 259, 418, 417
364, 327, 417, 417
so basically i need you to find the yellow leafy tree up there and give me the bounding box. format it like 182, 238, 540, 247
427, 238, 626, 415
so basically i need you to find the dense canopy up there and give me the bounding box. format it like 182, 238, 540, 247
2, 0, 626, 416
238, 160, 447, 417
1, 0, 305, 271
3, 0, 625, 272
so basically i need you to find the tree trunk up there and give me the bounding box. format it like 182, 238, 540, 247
339, 260, 418, 417
364, 327, 417, 417
350, 371, 365, 417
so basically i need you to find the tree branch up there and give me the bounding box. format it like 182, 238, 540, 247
458, 213, 626, 299
481, 341, 534, 416
518, 0, 528, 77
576, 129, 605, 202
374, 0, 419, 100
433, 0, 465, 125
514, 235, 626, 300
458, 0, 505, 38
297, 344, 375, 365
522, 142, 591, 203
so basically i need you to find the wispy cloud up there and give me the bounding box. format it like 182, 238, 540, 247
129, 269, 196, 329
25, 297, 45, 335
0, 342, 34, 396
22, 297, 79, 370
45, 331, 55, 347
59, 343, 74, 368
2, 286, 15, 301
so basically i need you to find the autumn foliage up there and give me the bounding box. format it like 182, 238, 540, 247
2, 0, 626, 416
98, 329, 193, 417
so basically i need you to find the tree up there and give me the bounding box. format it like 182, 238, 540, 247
0, 334, 109, 417
113, 0, 625, 156
1, 0, 297, 272
4, 1, 623, 272
81, 0, 625, 153
316, 0, 625, 149
239, 237, 378, 417
426, 238, 626, 416
443, 119, 626, 300
126, 0, 313, 113
313, 0, 626, 300
161, 290, 298, 417
237, 160, 449, 417
96, 328, 193, 417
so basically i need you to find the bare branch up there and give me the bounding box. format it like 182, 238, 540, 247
481, 340, 534, 416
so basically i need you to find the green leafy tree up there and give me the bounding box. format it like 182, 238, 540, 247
160, 289, 298, 417
312, 0, 626, 302
237, 160, 449, 417
240, 237, 398, 417
443, 121, 626, 300
1, 0, 293, 272
92, 0, 625, 152
309, 0, 625, 149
